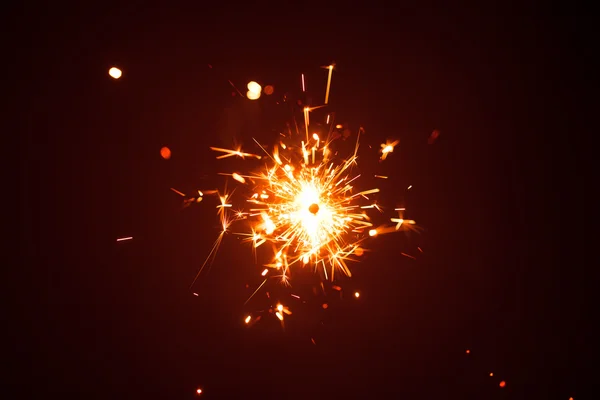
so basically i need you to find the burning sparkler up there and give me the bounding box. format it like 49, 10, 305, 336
187, 64, 419, 320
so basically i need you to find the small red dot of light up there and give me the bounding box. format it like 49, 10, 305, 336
160, 147, 171, 160
499, 381, 506, 388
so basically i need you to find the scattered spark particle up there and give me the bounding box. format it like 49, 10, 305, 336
264, 85, 274, 95
108, 67, 122, 79
301, 74, 306, 92
401, 252, 416, 260
232, 173, 246, 184
244, 315, 251, 324
407, 185, 412, 190
499, 381, 506, 388
170, 188, 185, 197
261, 269, 268, 276
311, 338, 316, 345
374, 175, 388, 179
322, 303, 328, 309
275, 312, 284, 321
417, 247, 423, 253
335, 124, 343, 129
160, 146, 171, 160
466, 349, 470, 354
380, 140, 399, 160
354, 291, 360, 298
332, 285, 342, 291
116, 236, 133, 242
196, 388, 203, 395
428, 129, 440, 144
489, 372, 493, 377
369, 229, 378, 237
324, 64, 334, 104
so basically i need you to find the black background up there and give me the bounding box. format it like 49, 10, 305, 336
16, 7, 589, 399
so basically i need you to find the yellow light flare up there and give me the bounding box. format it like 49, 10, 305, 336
108, 67, 122, 79
244, 315, 251, 324
354, 291, 360, 298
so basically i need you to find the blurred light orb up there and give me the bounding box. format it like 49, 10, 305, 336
246, 90, 261, 100
160, 146, 171, 160
264, 85, 274, 95
247, 81, 261, 93
108, 67, 122, 79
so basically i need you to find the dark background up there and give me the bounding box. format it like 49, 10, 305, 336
16, 7, 588, 399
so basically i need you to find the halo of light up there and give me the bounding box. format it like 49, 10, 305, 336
108, 67, 122, 79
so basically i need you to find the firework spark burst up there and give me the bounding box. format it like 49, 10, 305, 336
188, 65, 418, 314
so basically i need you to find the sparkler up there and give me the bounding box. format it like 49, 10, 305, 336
187, 64, 419, 322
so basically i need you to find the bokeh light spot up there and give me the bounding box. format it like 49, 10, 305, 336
108, 67, 122, 79
160, 147, 171, 160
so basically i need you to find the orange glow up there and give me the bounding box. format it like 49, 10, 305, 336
244, 315, 251, 324
354, 247, 364, 256
354, 292, 360, 298
489, 372, 494, 377
160, 146, 171, 160
499, 381, 506, 388
196, 388, 203, 395
335, 124, 343, 129
369, 229, 377, 237
108, 67, 122, 79
322, 303, 328, 309
264, 85, 274, 95
465, 349, 470, 354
